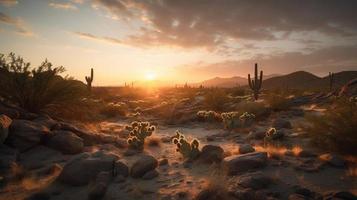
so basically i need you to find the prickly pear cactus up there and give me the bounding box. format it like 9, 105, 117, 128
126, 121, 155, 150
239, 112, 255, 127
197, 110, 221, 122
221, 112, 240, 130
264, 127, 284, 143
172, 130, 200, 160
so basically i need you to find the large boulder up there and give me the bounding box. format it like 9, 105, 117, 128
198, 145, 224, 164
238, 172, 272, 190
223, 152, 268, 175
0, 103, 20, 119
8, 120, 50, 151
19, 145, 64, 170
46, 131, 84, 154
130, 155, 158, 178
239, 144, 255, 154
0, 114, 12, 143
272, 118, 292, 129
88, 171, 112, 200
57, 151, 119, 186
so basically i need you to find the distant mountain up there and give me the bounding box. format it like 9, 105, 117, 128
193, 74, 280, 88
263, 71, 357, 90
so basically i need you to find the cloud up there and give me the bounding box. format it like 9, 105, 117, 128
91, 0, 357, 51
72, 31, 122, 45
0, 0, 18, 7
177, 45, 357, 80
0, 12, 34, 36
49, 2, 77, 10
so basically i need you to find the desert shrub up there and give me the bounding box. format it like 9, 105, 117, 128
265, 93, 291, 111
229, 87, 247, 97
0, 52, 86, 113
306, 98, 357, 154
100, 102, 128, 118
172, 130, 200, 161
126, 121, 155, 151
235, 101, 270, 119
196, 110, 222, 122
204, 89, 229, 111
221, 112, 255, 130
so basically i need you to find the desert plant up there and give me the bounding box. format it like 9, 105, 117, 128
248, 63, 263, 100
235, 101, 271, 119
125, 121, 155, 150
239, 112, 255, 127
204, 89, 229, 111
265, 93, 291, 111
172, 130, 200, 161
85, 68, 94, 92
329, 72, 334, 92
100, 102, 127, 118
0, 52, 86, 113
264, 127, 284, 141
306, 97, 357, 154
221, 111, 255, 130
196, 110, 222, 122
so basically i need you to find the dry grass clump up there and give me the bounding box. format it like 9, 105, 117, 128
306, 97, 357, 154
100, 102, 128, 118
265, 93, 291, 111
204, 89, 229, 111
195, 172, 230, 200
235, 101, 270, 119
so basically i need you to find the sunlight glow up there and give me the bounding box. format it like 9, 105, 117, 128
145, 71, 157, 81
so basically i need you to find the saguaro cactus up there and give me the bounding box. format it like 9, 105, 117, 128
85, 68, 94, 92
248, 63, 263, 100
329, 72, 334, 91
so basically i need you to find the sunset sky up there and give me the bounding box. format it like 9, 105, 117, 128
1, 0, 357, 85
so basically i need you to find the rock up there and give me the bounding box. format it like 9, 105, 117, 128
319, 153, 346, 168
34, 163, 62, 177
0, 115, 12, 143
130, 155, 158, 178
233, 188, 267, 200
273, 118, 292, 129
19, 145, 64, 170
8, 120, 50, 151
238, 172, 272, 190
46, 131, 84, 154
198, 145, 224, 164
0, 103, 20, 119
142, 169, 159, 180
223, 152, 268, 175
298, 150, 317, 158
33, 115, 58, 130
113, 160, 129, 177
58, 151, 119, 186
0, 145, 18, 171
247, 130, 266, 140
325, 191, 357, 200
88, 171, 112, 200
239, 144, 255, 154
195, 188, 228, 200
288, 194, 306, 200
158, 158, 168, 166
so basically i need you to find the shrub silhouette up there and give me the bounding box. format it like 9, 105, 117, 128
0, 52, 86, 113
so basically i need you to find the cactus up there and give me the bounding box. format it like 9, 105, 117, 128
248, 63, 263, 100
221, 112, 255, 130
264, 127, 284, 142
196, 110, 221, 122
172, 130, 200, 160
329, 72, 334, 91
125, 121, 155, 150
85, 68, 94, 92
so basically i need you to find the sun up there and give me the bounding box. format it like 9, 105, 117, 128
145, 71, 157, 81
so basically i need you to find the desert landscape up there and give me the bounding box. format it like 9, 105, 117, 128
1, 1, 357, 200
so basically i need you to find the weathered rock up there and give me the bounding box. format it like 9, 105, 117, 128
292, 185, 322, 199
142, 169, 159, 180
239, 144, 255, 154
158, 158, 168, 166
25, 192, 51, 200
88, 171, 112, 200
19, 145, 63, 170
130, 155, 158, 178
58, 151, 118, 186
198, 145, 224, 164
46, 131, 84, 154
288, 194, 307, 200
273, 118, 292, 129
247, 130, 266, 140
223, 152, 268, 175
8, 120, 50, 151
238, 172, 272, 190
0, 115, 12, 143
195, 188, 228, 200
0, 145, 18, 171
113, 160, 129, 177
319, 153, 346, 168
33, 115, 58, 130
0, 104, 20, 119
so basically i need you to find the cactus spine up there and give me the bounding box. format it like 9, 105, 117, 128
248, 63, 263, 100
85, 68, 94, 92
329, 72, 334, 91
172, 130, 200, 161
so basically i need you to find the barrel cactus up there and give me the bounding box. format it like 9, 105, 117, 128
126, 121, 155, 150
172, 130, 200, 161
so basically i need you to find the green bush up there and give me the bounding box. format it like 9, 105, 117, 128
306, 98, 357, 154
0, 52, 86, 113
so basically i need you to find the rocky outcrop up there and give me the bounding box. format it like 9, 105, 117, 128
58, 151, 119, 186
223, 152, 268, 175
88, 171, 112, 200
130, 155, 158, 178
46, 130, 84, 154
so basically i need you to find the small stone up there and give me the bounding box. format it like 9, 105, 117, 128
142, 169, 159, 180
319, 153, 346, 168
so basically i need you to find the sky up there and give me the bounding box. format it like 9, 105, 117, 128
1, 0, 357, 86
